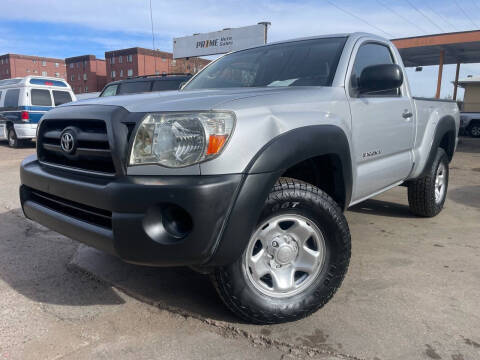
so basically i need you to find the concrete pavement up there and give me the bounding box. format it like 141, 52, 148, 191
0, 139, 479, 359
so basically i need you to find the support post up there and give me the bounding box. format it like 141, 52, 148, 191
453, 61, 460, 100
435, 50, 445, 99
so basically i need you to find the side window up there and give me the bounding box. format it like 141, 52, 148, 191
100, 84, 118, 97
0, 91, 3, 107
31, 89, 52, 106
4, 89, 20, 109
117, 81, 151, 95
152, 80, 183, 91
52, 91, 72, 106
350, 43, 399, 96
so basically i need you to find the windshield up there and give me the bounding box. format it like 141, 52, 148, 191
184, 37, 346, 90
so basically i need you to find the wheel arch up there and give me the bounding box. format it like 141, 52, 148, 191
206, 125, 353, 266
245, 125, 353, 209
420, 115, 456, 177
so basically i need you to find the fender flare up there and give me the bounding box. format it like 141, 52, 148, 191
419, 115, 456, 177
206, 125, 353, 266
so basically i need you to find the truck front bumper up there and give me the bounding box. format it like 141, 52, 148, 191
20, 155, 246, 267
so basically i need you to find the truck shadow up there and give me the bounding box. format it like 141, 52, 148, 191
71, 245, 236, 322
0, 208, 125, 307
349, 199, 416, 218
0, 208, 236, 323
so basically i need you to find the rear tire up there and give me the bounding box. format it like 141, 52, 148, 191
211, 177, 351, 324
467, 120, 480, 138
8, 128, 19, 148
408, 148, 449, 217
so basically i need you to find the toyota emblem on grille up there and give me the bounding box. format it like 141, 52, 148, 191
60, 131, 75, 154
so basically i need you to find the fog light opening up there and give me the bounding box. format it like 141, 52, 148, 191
162, 204, 193, 239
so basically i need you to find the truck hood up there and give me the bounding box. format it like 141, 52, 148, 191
66, 87, 306, 113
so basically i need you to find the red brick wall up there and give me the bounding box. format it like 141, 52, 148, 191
105, 47, 210, 83
66, 55, 107, 93
0, 54, 66, 80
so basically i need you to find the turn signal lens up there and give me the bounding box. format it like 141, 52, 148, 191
207, 134, 228, 155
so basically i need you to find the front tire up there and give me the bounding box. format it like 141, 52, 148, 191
211, 177, 351, 324
8, 128, 19, 148
408, 148, 449, 217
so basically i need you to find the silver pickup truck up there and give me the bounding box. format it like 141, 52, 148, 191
20, 32, 459, 324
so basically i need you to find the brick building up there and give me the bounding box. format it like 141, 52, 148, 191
65, 55, 107, 94
104, 47, 209, 83
0, 54, 66, 80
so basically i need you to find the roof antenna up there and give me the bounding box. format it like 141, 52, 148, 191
149, 0, 155, 50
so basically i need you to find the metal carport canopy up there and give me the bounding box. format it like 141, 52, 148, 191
391, 30, 480, 98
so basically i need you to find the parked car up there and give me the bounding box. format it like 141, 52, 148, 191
20, 33, 459, 324
99, 74, 191, 97
460, 112, 480, 137
0, 76, 76, 147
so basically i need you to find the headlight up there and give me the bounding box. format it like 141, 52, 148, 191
129, 111, 235, 167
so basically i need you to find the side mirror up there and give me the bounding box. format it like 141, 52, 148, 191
358, 64, 403, 95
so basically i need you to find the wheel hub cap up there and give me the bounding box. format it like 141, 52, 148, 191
268, 235, 298, 265
435, 162, 446, 204
244, 214, 326, 298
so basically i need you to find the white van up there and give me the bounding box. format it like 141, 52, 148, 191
0, 76, 76, 147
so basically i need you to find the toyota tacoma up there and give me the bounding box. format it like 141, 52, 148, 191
20, 33, 459, 324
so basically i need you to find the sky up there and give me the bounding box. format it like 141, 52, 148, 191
1, 0, 480, 99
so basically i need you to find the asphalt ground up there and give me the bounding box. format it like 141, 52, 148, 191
0, 138, 479, 360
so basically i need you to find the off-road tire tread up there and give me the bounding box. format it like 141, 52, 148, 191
211, 177, 351, 324
408, 148, 448, 217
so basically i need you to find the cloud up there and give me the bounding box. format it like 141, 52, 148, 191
2, 0, 479, 41
0, 0, 479, 97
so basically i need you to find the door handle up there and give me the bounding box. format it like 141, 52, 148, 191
402, 110, 413, 119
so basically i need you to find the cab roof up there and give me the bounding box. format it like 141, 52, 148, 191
0, 76, 71, 89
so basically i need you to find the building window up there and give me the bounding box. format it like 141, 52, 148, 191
83, 60, 87, 68
84, 86, 88, 92
33, 60, 37, 64
6, 69, 9, 75
127, 69, 133, 77
119, 56, 123, 63
83, 73, 87, 80
42, 71, 47, 76
69, 63, 73, 69
78, 74, 81, 80
172, 59, 176, 65
70, 74, 74, 81
27, 69, 30, 73
42, 60, 46, 66
162, 58, 166, 62
0, 59, 3, 65
120, 69, 123, 77
111, 70, 116, 78
5, 58, 7, 64
55, 72, 60, 77
111, 57, 115, 65
127, 54, 133, 62
55, 63, 59, 68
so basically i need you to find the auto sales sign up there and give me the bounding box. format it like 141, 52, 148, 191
173, 24, 268, 58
